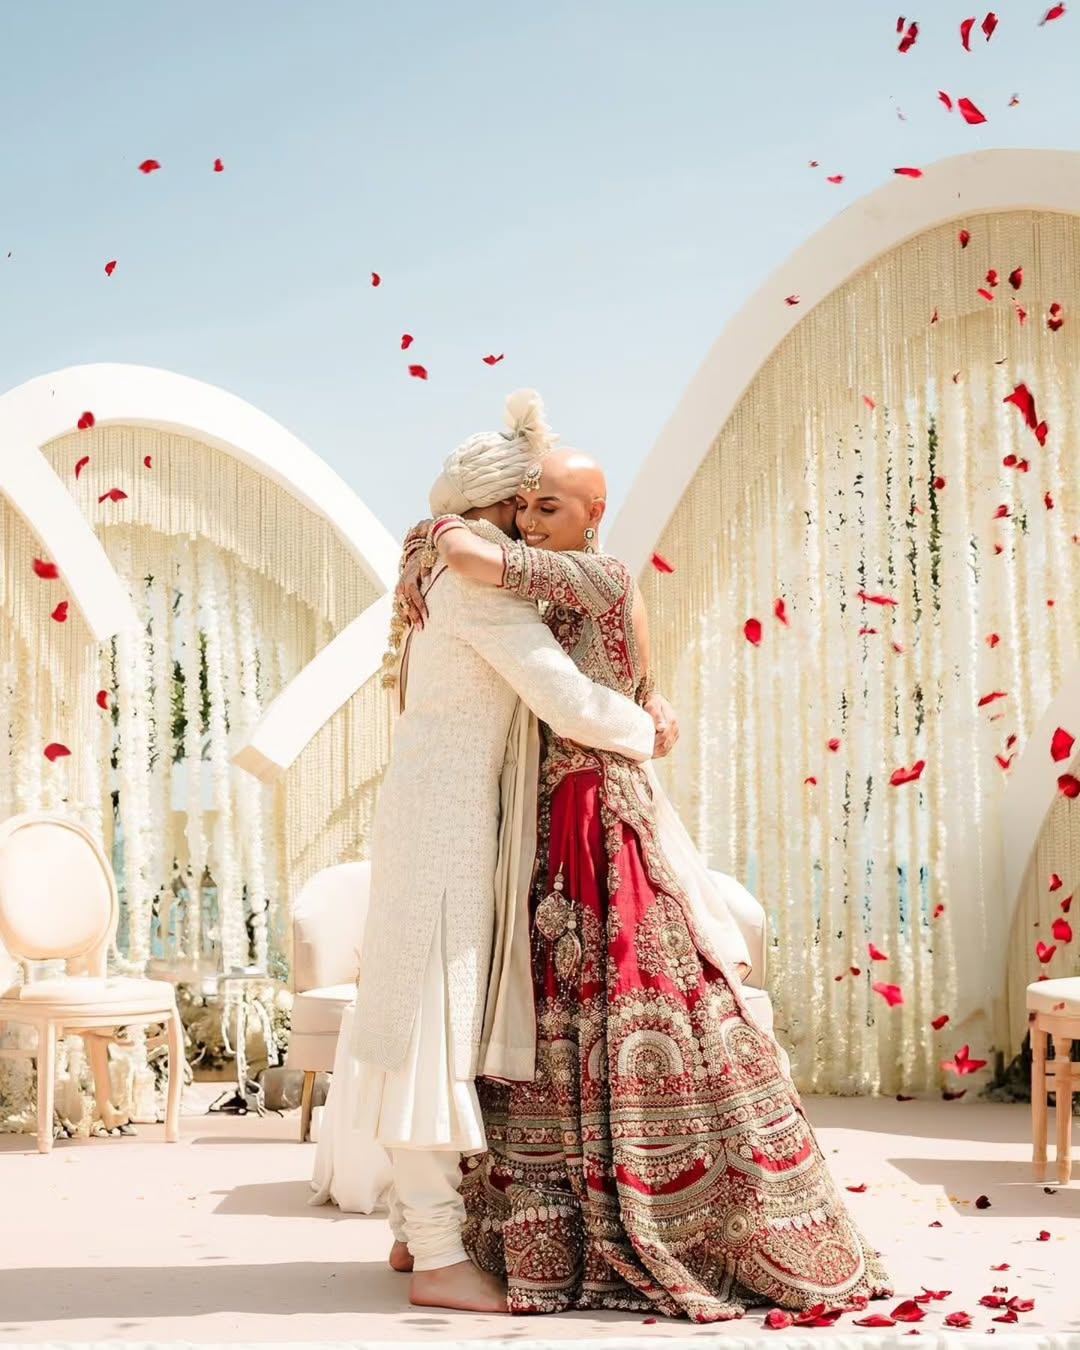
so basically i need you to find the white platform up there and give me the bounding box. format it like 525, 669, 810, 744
0, 1096, 1076, 1347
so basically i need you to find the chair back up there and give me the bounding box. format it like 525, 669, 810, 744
292, 860, 372, 993
0, 813, 118, 971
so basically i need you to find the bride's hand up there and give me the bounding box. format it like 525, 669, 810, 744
645, 693, 680, 758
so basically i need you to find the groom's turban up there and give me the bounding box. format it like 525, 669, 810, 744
428, 388, 557, 516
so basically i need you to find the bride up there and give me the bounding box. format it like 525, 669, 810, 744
430, 446, 892, 1321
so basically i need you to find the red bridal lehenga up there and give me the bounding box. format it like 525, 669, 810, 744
461, 544, 892, 1322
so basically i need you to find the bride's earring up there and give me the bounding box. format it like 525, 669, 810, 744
583, 527, 597, 554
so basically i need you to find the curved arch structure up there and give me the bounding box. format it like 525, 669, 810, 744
608, 148, 1080, 573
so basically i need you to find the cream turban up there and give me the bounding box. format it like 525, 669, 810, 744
428, 389, 557, 516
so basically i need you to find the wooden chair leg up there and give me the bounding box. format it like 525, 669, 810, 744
300, 1070, 316, 1142
1032, 1021, 1048, 1173
164, 1011, 184, 1143
1054, 1034, 1073, 1185
36, 1022, 57, 1154
86, 1031, 126, 1131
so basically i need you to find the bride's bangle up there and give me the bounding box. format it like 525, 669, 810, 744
430, 514, 468, 551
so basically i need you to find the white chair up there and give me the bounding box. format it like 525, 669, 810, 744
0, 812, 184, 1153
1028, 976, 1079, 1185
285, 860, 371, 1141
707, 868, 775, 1037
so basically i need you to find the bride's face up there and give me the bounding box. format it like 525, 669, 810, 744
515, 488, 592, 553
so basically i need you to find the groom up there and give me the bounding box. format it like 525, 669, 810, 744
350, 394, 666, 1313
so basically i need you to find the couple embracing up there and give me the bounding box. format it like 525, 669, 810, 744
312, 390, 891, 1321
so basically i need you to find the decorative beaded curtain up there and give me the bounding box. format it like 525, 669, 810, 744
2, 424, 390, 986
642, 209, 1080, 1094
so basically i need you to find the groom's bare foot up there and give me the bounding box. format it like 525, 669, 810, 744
409, 1260, 507, 1313
389, 1240, 414, 1273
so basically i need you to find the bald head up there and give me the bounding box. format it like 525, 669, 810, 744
516, 447, 609, 552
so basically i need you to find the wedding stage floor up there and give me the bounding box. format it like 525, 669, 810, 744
0, 1095, 1076, 1349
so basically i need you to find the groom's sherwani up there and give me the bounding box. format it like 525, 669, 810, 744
353, 537, 654, 1083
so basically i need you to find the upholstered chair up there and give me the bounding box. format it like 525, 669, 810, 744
286, 860, 371, 1141
0, 812, 184, 1153
1028, 976, 1079, 1185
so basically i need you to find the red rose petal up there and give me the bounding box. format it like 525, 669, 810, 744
986, 268, 999, 288
1036, 940, 1058, 963
77, 411, 95, 431
827, 174, 845, 184
764, 1309, 794, 1330
371, 272, 382, 287
804, 776, 817, 786
1009, 93, 1021, 106
890, 760, 926, 787
96, 690, 110, 711
869, 943, 889, 962
1004, 382, 1039, 429
958, 228, 971, 247
996, 754, 1015, 771
1045, 491, 1055, 510
138, 159, 161, 174
1051, 727, 1075, 762
1052, 916, 1073, 942
1050, 873, 1063, 891
959, 97, 987, 124
650, 551, 675, 574
931, 308, 940, 324
744, 618, 763, 646
991, 1263, 1010, 1270
1008, 1297, 1035, 1313
929, 1220, 943, 1227
104, 259, 117, 277
1040, 4, 1066, 23
1035, 421, 1049, 446
932, 1014, 950, 1030
946, 1312, 973, 1328
944, 1044, 989, 1075
856, 1315, 896, 1328
50, 601, 68, 623
482, 354, 505, 365
978, 287, 995, 302
74, 455, 89, 479
828, 737, 841, 752
97, 488, 128, 504
401, 334, 414, 350
898, 20, 919, 51
979, 691, 1007, 707
897, 1093, 915, 1101
961, 15, 976, 47
1038, 1229, 1051, 1240
1058, 773, 1080, 799
982, 11, 998, 39
873, 982, 904, 1007
857, 589, 898, 607
850, 965, 861, 976
940, 91, 954, 111
43, 742, 70, 762
943, 1088, 967, 1100
143, 455, 152, 469
408, 364, 428, 380
784, 294, 800, 306
895, 166, 923, 178
892, 1300, 926, 1323
846, 1183, 868, 1193
33, 558, 59, 580
897, 15, 906, 32
1015, 302, 1028, 325
1009, 266, 1023, 290
994, 504, 1010, 519
993, 1310, 1019, 1325
862, 394, 875, 410
1048, 302, 1064, 331
976, 1194, 992, 1209
213, 158, 224, 172
986, 633, 1000, 647
774, 597, 789, 625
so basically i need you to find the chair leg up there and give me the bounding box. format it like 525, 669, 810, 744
36, 1022, 57, 1154
86, 1031, 126, 1131
300, 1070, 316, 1142
1054, 1035, 1073, 1185
1032, 1022, 1048, 1173
164, 1011, 184, 1143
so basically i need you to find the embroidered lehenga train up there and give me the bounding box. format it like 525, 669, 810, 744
460, 542, 892, 1321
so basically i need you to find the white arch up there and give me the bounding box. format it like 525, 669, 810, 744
608, 148, 1080, 574
1003, 662, 1080, 914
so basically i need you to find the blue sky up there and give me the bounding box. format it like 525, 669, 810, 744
2, 1, 1078, 537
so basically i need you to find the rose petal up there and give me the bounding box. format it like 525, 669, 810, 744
931, 308, 940, 324
1052, 917, 1072, 942
946, 1312, 973, 1328
862, 393, 875, 409
371, 272, 381, 287
77, 411, 95, 431
996, 754, 1015, 771
892, 1300, 926, 1323
1009, 1297, 1035, 1312
804, 776, 817, 786
986, 268, 999, 288
898, 20, 919, 51
1040, 4, 1066, 23
1038, 1229, 1051, 1240
138, 159, 161, 174
961, 16, 976, 47
978, 288, 995, 302
97, 488, 128, 504
104, 259, 117, 277
1051, 727, 1075, 763
991, 1263, 1010, 1270
873, 981, 904, 1007
744, 618, 763, 646
828, 737, 841, 752
979, 691, 1007, 707
482, 354, 505, 365
940, 91, 955, 111
33, 559, 59, 580
986, 633, 1000, 648
213, 158, 224, 172
959, 97, 988, 124
74, 455, 90, 479
857, 589, 898, 606
50, 601, 68, 623
958, 228, 971, 247
895, 166, 923, 178
869, 943, 889, 961
1015, 302, 1028, 325
1058, 774, 1080, 799
650, 551, 675, 574
993, 1310, 1019, 1324
943, 1088, 967, 1100
944, 1044, 989, 1075
774, 597, 789, 625
897, 1092, 915, 1101
890, 760, 926, 786
1009, 266, 1023, 290
1036, 940, 1058, 963
143, 455, 152, 469
1004, 383, 1039, 429
846, 1183, 868, 1193
856, 1315, 896, 1327
982, 11, 999, 39
784, 294, 800, 306
1050, 873, 1063, 891
932, 1014, 950, 1030
408, 364, 428, 380
401, 334, 414, 350
43, 742, 70, 762
976, 1194, 992, 1209
96, 690, 110, 711
1062, 894, 1074, 913
1048, 302, 1064, 331
1035, 421, 1049, 446
929, 1220, 943, 1227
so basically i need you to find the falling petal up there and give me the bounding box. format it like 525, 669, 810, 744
1009, 92, 1021, 106
44, 742, 70, 762
939, 91, 954, 111
890, 760, 926, 786
944, 1044, 989, 1075
138, 159, 161, 174
982, 10, 999, 39
371, 272, 381, 287
894, 166, 923, 177
143, 455, 152, 469
651, 551, 675, 574
401, 334, 414, 350
1036, 421, 1049, 446
996, 754, 1015, 771
1036, 940, 1058, 963
978, 288, 995, 302
987, 633, 1000, 647
986, 268, 999, 287
961, 16, 976, 47
1009, 266, 1023, 290
869, 943, 889, 961
213, 158, 224, 172
774, 597, 789, 625
978, 691, 1008, 707
804, 776, 817, 786
784, 294, 800, 306
482, 354, 505, 365
77, 411, 95, 431
32, 559, 59, 580
1040, 4, 1066, 23
96, 690, 110, 711
873, 982, 904, 1007
826, 174, 845, 184
857, 589, 898, 606
744, 618, 763, 646
828, 737, 841, 752
931, 308, 940, 324
959, 97, 988, 124
97, 488, 128, 504
408, 364, 428, 380
50, 601, 68, 623
1004, 383, 1038, 429
74, 455, 89, 479
104, 259, 117, 277
959, 228, 971, 248
1050, 873, 1063, 891
898, 20, 919, 51
1051, 727, 1075, 762
1048, 302, 1064, 331
1015, 302, 1028, 325
1052, 917, 1073, 942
